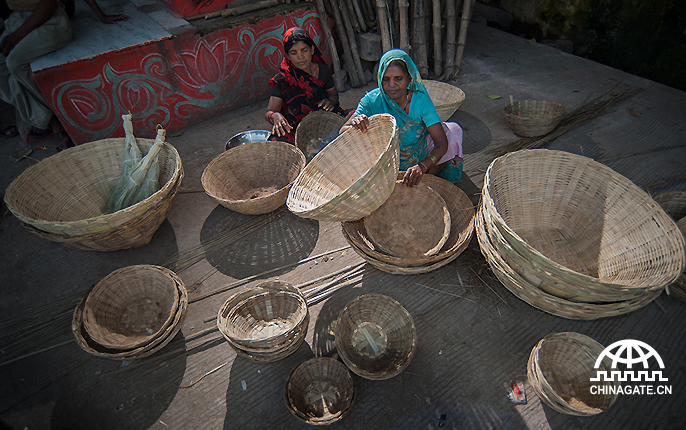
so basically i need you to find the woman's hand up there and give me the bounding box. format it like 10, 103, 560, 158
402, 163, 425, 187
318, 98, 335, 111
349, 114, 369, 132
271, 112, 293, 137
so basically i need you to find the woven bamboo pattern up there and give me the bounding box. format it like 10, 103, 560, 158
284, 357, 355, 425
652, 191, 686, 220
294, 111, 348, 163
364, 181, 451, 258
424, 80, 466, 122
82, 265, 180, 350
72, 269, 187, 360
287, 114, 400, 222
527, 332, 618, 416
4, 138, 182, 236
335, 294, 416, 380
342, 173, 475, 270
217, 281, 309, 363
504, 100, 566, 137
202, 141, 305, 215
667, 216, 686, 302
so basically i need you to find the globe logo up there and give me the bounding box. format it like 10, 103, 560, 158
594, 339, 665, 370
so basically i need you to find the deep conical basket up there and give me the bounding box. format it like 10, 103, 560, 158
294, 111, 348, 163
287, 114, 399, 222
82, 265, 180, 350
335, 294, 416, 380
4, 138, 182, 237
424, 80, 466, 122
202, 141, 305, 215
528, 332, 619, 416
284, 357, 355, 425
504, 100, 565, 137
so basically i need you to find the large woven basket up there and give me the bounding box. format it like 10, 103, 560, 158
82, 265, 180, 350
284, 357, 355, 425
294, 111, 348, 163
482, 149, 685, 298
4, 138, 182, 237
528, 332, 618, 416
504, 100, 565, 137
668, 216, 686, 302
202, 141, 305, 215
335, 294, 416, 380
364, 181, 451, 258
287, 114, 399, 222
424, 80, 466, 122
72, 269, 187, 360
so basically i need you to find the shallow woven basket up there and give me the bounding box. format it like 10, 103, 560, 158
528, 332, 618, 416
82, 265, 180, 350
72, 270, 187, 360
652, 191, 686, 221
342, 173, 475, 270
217, 281, 308, 358
294, 111, 348, 163
287, 114, 399, 222
504, 100, 565, 137
424, 80, 466, 122
202, 141, 305, 215
284, 357, 355, 425
335, 294, 416, 380
4, 138, 182, 237
231, 313, 310, 364
482, 149, 685, 298
364, 181, 451, 258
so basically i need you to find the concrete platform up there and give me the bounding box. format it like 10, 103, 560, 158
1, 19, 685, 430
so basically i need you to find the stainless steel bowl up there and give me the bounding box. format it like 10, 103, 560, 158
225, 130, 272, 151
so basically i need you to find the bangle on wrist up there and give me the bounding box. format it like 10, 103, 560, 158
427, 153, 438, 165
418, 162, 428, 173
267, 112, 275, 124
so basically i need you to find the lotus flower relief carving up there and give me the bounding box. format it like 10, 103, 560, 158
170, 38, 244, 91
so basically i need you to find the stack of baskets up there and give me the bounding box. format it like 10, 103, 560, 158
72, 265, 188, 360
217, 281, 309, 363
3, 138, 183, 252
504, 100, 565, 137
294, 111, 349, 163
202, 141, 305, 215
424, 80, 466, 122
653, 191, 686, 302
476, 149, 686, 319
528, 332, 618, 416
342, 173, 475, 274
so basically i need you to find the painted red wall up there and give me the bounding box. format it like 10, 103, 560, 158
161, 0, 230, 19
33, 8, 331, 144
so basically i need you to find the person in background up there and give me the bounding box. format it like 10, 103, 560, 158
0, 0, 128, 150
341, 49, 464, 187
265, 26, 349, 143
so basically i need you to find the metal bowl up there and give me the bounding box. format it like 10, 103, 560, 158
225, 130, 272, 151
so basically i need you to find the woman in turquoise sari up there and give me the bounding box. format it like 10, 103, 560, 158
340, 49, 463, 187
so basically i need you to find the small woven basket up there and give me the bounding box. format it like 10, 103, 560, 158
294, 111, 348, 163
4, 138, 182, 237
72, 269, 187, 360
364, 181, 451, 258
202, 141, 305, 215
424, 80, 466, 122
284, 357, 355, 425
83, 265, 180, 350
335, 294, 416, 380
287, 114, 400, 222
528, 332, 618, 416
504, 100, 565, 137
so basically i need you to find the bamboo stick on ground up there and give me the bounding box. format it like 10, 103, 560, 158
398, 0, 410, 54
455, 0, 475, 73
442, 0, 458, 80
376, 0, 392, 53
338, 0, 368, 84
315, 0, 346, 91
432, 0, 442, 77
328, 0, 362, 87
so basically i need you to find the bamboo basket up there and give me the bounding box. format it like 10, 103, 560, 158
294, 111, 348, 163
364, 181, 451, 258
667, 216, 686, 302
424, 80, 466, 122
4, 138, 182, 236
482, 149, 685, 297
504, 100, 565, 137
72, 269, 187, 360
202, 141, 305, 215
284, 357, 355, 425
287, 114, 399, 222
335, 294, 416, 380
342, 173, 475, 268
652, 191, 686, 221
230, 313, 310, 364
83, 265, 180, 350
528, 332, 619, 416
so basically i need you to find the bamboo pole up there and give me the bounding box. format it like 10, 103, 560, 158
376, 0, 392, 53
328, 0, 362, 87
338, 0, 368, 84
351, 0, 367, 32
416, 0, 429, 77
398, 0, 410, 54
454, 0, 474, 74
315, 0, 346, 91
443, 0, 458, 79
432, 0, 442, 77
186, 0, 278, 20
345, 0, 362, 33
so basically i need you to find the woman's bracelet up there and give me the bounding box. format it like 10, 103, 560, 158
427, 153, 438, 165
418, 162, 428, 173
267, 111, 275, 124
